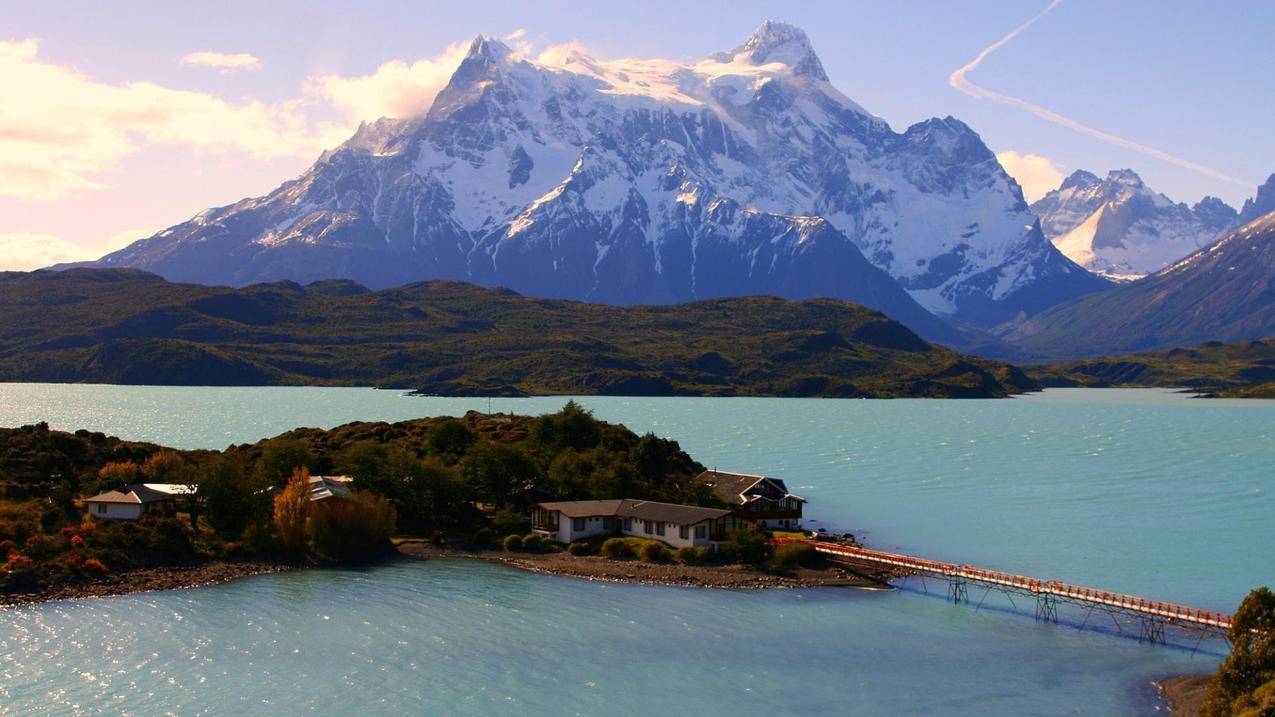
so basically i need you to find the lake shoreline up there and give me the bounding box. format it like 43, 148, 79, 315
1156, 674, 1212, 716
0, 540, 889, 608
396, 540, 893, 589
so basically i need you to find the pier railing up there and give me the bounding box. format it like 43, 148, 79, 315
776, 538, 1234, 641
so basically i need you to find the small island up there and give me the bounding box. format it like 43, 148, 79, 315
0, 402, 882, 605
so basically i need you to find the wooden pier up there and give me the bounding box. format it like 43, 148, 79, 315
779, 538, 1233, 644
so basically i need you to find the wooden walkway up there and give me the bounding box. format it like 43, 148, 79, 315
782, 538, 1233, 640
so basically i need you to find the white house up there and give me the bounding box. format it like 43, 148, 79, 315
699, 470, 806, 529
83, 483, 195, 521
529, 499, 748, 549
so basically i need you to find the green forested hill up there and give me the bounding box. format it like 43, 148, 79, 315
0, 269, 1036, 398
1030, 337, 1275, 397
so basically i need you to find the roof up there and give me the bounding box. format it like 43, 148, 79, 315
698, 470, 806, 505
531, 499, 730, 525
85, 483, 185, 505
308, 475, 353, 502
142, 483, 197, 496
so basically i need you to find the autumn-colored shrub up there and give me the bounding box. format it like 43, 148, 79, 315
81, 558, 110, 576
638, 542, 671, 563
273, 469, 311, 558
308, 492, 397, 559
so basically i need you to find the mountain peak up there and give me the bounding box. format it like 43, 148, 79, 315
1105, 168, 1144, 187
1238, 172, 1275, 225
464, 35, 512, 63
722, 21, 828, 81
1060, 170, 1100, 191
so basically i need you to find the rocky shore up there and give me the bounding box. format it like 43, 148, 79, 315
0, 559, 296, 607
395, 540, 891, 589
1157, 674, 1212, 716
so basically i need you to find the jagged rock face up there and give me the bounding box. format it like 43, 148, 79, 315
1032, 169, 1238, 281
1239, 174, 1275, 226
88, 22, 1104, 333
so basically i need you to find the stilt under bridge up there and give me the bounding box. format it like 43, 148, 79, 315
780, 539, 1233, 645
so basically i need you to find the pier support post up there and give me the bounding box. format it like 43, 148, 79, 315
1035, 594, 1058, 623
948, 578, 968, 604
1139, 618, 1166, 644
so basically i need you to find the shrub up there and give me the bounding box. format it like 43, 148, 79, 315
273, 469, 311, 558
502, 534, 525, 552
470, 528, 495, 548
567, 541, 590, 556
489, 507, 530, 536
773, 542, 822, 569
81, 558, 110, 576
638, 542, 671, 563
430, 530, 445, 546
599, 537, 634, 559
675, 546, 712, 565
724, 526, 773, 565
308, 492, 397, 560
521, 533, 546, 552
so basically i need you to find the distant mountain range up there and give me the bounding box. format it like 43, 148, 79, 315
0, 268, 1038, 398
1001, 210, 1275, 359
69, 21, 1105, 340
1031, 169, 1238, 281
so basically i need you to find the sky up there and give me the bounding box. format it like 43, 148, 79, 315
2, 0, 1273, 270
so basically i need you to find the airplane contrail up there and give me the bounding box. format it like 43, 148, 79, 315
949, 0, 1252, 188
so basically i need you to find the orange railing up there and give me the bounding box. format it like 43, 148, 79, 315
778, 538, 1233, 631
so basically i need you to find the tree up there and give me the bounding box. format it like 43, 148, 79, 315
398, 458, 464, 531
255, 438, 314, 487
428, 419, 474, 457
141, 451, 185, 483
308, 492, 396, 559
1204, 586, 1275, 716
459, 443, 535, 508
724, 526, 774, 565
97, 461, 139, 487
273, 468, 311, 557
533, 401, 601, 451
198, 454, 256, 538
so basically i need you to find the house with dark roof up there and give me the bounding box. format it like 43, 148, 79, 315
699, 470, 806, 529
83, 483, 195, 520
529, 499, 749, 548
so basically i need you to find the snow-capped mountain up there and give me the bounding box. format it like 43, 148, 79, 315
1031, 169, 1237, 281
85, 22, 1105, 333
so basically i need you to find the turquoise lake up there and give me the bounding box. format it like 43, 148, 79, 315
1, 385, 1272, 715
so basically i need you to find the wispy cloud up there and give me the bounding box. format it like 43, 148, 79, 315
0, 228, 154, 271
0, 39, 347, 201
949, 0, 1252, 188
996, 151, 1064, 202
181, 51, 262, 72
306, 41, 469, 122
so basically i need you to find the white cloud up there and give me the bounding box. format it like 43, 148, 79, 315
949, 0, 1252, 188
181, 51, 261, 72
0, 228, 155, 271
997, 151, 1064, 202
307, 41, 469, 122
0, 39, 346, 201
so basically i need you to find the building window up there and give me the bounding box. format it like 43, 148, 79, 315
573, 518, 585, 531
624, 517, 633, 531
679, 525, 689, 539
644, 521, 653, 535
655, 522, 665, 536
95, 503, 106, 514
695, 525, 706, 539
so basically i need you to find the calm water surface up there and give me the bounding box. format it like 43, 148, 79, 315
1, 385, 1272, 715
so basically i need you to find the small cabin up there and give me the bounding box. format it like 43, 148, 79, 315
83, 483, 196, 521
699, 470, 806, 529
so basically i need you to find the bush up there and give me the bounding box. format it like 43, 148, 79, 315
599, 537, 634, 559
490, 507, 529, 536
470, 528, 495, 548
638, 542, 671, 563
675, 546, 712, 565
81, 558, 110, 576
520, 533, 545, 552
502, 534, 525, 552
773, 542, 822, 569
567, 541, 591, 556
724, 526, 773, 565
430, 530, 445, 546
